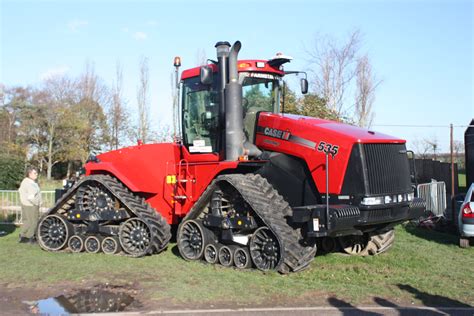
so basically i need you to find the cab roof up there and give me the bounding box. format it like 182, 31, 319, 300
181, 59, 285, 80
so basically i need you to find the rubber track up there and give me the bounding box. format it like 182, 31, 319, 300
365, 229, 395, 255
42, 174, 171, 256
182, 173, 317, 273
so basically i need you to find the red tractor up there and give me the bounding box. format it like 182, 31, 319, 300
37, 41, 425, 273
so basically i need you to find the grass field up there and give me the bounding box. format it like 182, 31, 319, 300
0, 223, 473, 308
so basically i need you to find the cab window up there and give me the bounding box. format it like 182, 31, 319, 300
181, 76, 219, 153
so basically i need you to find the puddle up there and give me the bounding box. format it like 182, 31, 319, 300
27, 285, 141, 314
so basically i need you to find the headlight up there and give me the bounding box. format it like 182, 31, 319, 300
407, 193, 414, 201
361, 196, 384, 206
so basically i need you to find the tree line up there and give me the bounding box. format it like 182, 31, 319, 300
0, 30, 379, 185
0, 59, 160, 181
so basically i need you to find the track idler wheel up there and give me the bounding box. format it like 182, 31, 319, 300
84, 235, 102, 253
119, 218, 152, 257
204, 243, 218, 264
178, 220, 211, 261
37, 214, 71, 251
234, 247, 252, 269
250, 227, 281, 271
68, 235, 84, 253
102, 236, 121, 255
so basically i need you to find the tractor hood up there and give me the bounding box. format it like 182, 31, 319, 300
256, 112, 405, 147
255, 112, 408, 195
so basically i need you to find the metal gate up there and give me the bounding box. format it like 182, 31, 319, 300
0, 190, 55, 224
417, 181, 446, 217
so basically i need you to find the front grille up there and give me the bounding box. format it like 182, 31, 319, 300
363, 144, 411, 195
341, 143, 412, 196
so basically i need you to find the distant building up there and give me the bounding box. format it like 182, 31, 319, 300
465, 119, 474, 186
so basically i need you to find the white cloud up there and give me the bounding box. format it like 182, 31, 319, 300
133, 31, 147, 41
40, 66, 70, 81
68, 19, 88, 32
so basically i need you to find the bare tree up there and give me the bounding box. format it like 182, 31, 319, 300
412, 138, 434, 159
78, 60, 109, 106
75, 62, 109, 162
307, 30, 361, 118
34, 75, 76, 179
137, 56, 151, 143
108, 61, 129, 149
354, 55, 380, 128
195, 48, 207, 66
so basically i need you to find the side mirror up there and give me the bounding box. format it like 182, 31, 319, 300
301, 78, 308, 94
200, 66, 213, 85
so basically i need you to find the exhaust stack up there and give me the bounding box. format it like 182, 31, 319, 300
224, 41, 245, 161
216, 40, 262, 161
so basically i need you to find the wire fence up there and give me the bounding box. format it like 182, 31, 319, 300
0, 190, 55, 225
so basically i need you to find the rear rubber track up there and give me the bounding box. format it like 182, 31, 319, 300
182, 173, 317, 273
41, 174, 171, 256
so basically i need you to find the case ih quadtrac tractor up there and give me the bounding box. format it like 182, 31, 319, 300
37, 41, 425, 273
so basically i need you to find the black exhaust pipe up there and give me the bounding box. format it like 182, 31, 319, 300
215, 41, 231, 158
224, 41, 244, 161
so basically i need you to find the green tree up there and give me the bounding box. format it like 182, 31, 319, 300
282, 85, 339, 121
0, 154, 24, 189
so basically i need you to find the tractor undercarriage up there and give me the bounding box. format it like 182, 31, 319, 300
37, 175, 171, 257
177, 173, 317, 273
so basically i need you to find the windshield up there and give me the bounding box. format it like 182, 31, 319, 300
239, 72, 281, 114
239, 72, 281, 142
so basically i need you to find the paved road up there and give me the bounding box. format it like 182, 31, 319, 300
89, 306, 474, 316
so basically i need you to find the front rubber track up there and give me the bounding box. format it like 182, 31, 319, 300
181, 173, 317, 273
43, 174, 172, 256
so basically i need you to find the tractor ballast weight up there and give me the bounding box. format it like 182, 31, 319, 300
37, 41, 425, 273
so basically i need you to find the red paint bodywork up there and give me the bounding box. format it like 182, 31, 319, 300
181, 60, 284, 80
85, 59, 406, 225
255, 113, 405, 194
86, 143, 238, 224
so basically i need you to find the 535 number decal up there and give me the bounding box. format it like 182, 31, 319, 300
317, 141, 339, 158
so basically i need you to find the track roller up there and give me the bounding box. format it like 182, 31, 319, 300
37, 214, 71, 251
68, 235, 84, 253
218, 245, 235, 267
102, 236, 121, 255
249, 227, 280, 271
84, 235, 102, 253
178, 220, 210, 261
233, 247, 252, 269
119, 218, 152, 257
204, 243, 219, 264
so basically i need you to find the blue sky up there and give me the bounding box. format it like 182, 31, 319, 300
1, 0, 472, 152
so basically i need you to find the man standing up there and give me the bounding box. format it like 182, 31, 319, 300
18, 167, 41, 243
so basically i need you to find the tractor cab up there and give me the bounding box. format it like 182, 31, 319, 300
176, 42, 307, 159
180, 63, 282, 154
